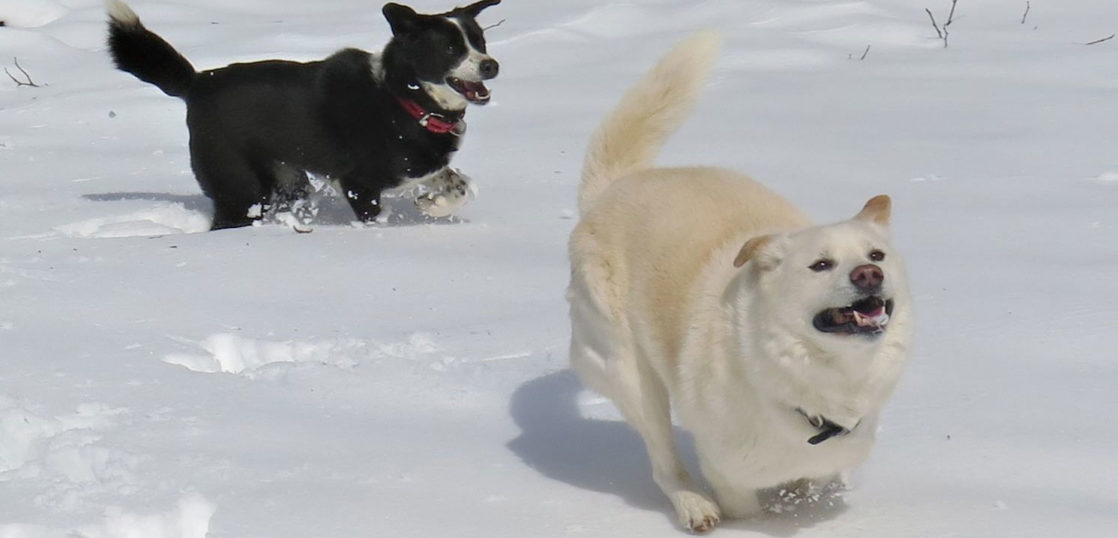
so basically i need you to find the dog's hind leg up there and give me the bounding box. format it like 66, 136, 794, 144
269, 163, 317, 224
570, 240, 721, 532
569, 245, 722, 532
570, 295, 721, 531
270, 163, 311, 208
189, 138, 268, 230
612, 352, 722, 532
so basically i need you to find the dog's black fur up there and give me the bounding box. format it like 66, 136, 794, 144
107, 1, 499, 229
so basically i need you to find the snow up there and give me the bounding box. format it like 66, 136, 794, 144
2, 0, 1117, 536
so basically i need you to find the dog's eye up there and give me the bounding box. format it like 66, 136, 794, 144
869, 249, 885, 262
446, 46, 458, 56
808, 259, 834, 272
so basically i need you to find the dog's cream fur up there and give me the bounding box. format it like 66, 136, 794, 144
567, 31, 912, 533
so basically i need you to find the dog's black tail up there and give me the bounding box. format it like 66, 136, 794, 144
106, 0, 196, 98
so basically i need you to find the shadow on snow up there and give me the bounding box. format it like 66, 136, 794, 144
507, 369, 848, 536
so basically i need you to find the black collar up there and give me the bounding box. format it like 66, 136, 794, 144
795, 408, 859, 445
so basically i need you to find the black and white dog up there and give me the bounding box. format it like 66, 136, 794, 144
106, 0, 500, 230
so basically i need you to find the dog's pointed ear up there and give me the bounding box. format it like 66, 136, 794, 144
460, 0, 501, 18
734, 234, 778, 269
854, 194, 891, 227
383, 3, 420, 35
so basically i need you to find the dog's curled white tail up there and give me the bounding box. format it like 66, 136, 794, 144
578, 30, 722, 213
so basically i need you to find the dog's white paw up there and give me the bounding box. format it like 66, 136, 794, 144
669, 491, 721, 533
414, 168, 473, 217
415, 191, 458, 217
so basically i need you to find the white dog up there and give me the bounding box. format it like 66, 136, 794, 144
567, 31, 913, 533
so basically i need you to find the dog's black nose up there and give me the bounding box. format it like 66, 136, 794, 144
850, 264, 884, 292
479, 59, 499, 79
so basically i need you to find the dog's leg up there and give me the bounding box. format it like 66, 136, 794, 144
189, 141, 267, 230
701, 464, 763, 519
339, 182, 383, 223
210, 198, 262, 230
570, 254, 719, 531
609, 358, 722, 533
270, 164, 310, 207
266, 165, 319, 225
570, 252, 719, 531
413, 167, 474, 218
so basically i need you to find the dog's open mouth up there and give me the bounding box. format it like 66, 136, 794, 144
813, 296, 894, 335
447, 77, 491, 104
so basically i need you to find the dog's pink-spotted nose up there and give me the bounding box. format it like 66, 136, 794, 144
850, 264, 884, 292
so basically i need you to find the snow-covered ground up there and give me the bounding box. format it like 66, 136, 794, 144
2, 0, 1117, 536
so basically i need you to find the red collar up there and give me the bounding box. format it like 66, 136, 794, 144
396, 97, 464, 135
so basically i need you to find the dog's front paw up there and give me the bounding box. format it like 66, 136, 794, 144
669, 491, 721, 534
415, 191, 457, 217
414, 168, 474, 217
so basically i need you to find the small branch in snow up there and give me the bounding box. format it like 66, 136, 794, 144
925, 9, 944, 40
945, 0, 958, 28
849, 45, 871, 61
483, 18, 505, 31
926, 0, 959, 48
1084, 34, 1116, 46
1020, 1, 1030, 25
5, 57, 41, 87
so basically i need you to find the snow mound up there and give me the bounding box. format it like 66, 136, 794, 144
164, 334, 363, 375
0, 495, 217, 538
562, 4, 672, 38
0, 399, 128, 475
1088, 171, 1118, 183
56, 203, 210, 238
0, 399, 138, 512
163, 333, 443, 376
0, 0, 69, 28
77, 495, 216, 538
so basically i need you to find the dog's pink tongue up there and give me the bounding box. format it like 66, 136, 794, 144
853, 307, 888, 327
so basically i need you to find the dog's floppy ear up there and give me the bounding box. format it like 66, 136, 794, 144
383, 3, 420, 35
734, 234, 779, 269
460, 0, 501, 18
854, 194, 891, 227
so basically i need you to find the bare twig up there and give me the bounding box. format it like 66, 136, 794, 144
1021, 1, 1030, 25
926, 0, 959, 48
5, 57, 41, 87
483, 18, 505, 31
925, 8, 944, 39
1084, 33, 1116, 46
945, 0, 958, 28
849, 44, 871, 61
